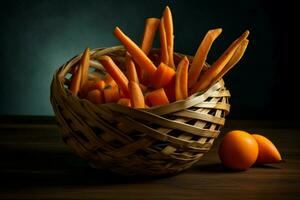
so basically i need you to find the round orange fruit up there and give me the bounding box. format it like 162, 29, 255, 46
218, 130, 259, 170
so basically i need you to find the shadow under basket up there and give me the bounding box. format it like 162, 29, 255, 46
50, 46, 231, 176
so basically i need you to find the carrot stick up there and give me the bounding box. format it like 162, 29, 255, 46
104, 86, 120, 103
190, 30, 250, 94
213, 39, 249, 83
188, 28, 222, 88
80, 48, 90, 89
145, 88, 169, 106
175, 56, 189, 100
86, 89, 103, 104
125, 53, 139, 83
129, 81, 145, 108
138, 18, 160, 82
150, 62, 176, 89
141, 18, 160, 55
94, 79, 106, 90
103, 74, 117, 88
163, 6, 175, 68
117, 98, 131, 107
159, 17, 169, 65
125, 53, 142, 82
70, 65, 82, 95
98, 55, 130, 97
114, 27, 157, 77
164, 76, 176, 102
80, 79, 106, 98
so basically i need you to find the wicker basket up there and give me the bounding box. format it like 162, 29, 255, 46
50, 46, 230, 176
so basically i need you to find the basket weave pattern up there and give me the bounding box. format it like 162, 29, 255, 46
50, 46, 230, 176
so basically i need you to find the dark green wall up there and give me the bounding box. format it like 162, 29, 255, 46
0, 0, 295, 119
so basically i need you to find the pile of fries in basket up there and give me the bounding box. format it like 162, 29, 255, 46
69, 6, 249, 108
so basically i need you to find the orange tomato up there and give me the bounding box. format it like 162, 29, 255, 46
218, 130, 258, 170
252, 134, 282, 164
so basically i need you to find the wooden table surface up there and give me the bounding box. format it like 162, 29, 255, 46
0, 117, 299, 199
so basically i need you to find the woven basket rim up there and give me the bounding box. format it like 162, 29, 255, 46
53, 45, 227, 112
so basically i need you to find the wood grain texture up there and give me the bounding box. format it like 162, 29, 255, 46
0, 119, 299, 199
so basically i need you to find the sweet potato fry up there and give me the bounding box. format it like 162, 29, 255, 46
212, 39, 249, 84
145, 88, 169, 106
94, 79, 106, 90
175, 56, 189, 100
104, 86, 120, 103
163, 6, 175, 68
125, 53, 139, 83
164, 76, 176, 102
103, 74, 117, 88
141, 18, 160, 55
98, 55, 130, 97
114, 27, 157, 77
159, 17, 169, 65
80, 48, 90, 89
188, 28, 222, 88
190, 30, 250, 94
129, 81, 145, 108
117, 98, 131, 107
151, 62, 176, 89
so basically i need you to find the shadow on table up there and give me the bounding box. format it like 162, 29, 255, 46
1, 146, 283, 189
2, 168, 167, 186
192, 163, 245, 173
252, 164, 282, 169
192, 162, 282, 173
0, 147, 174, 188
